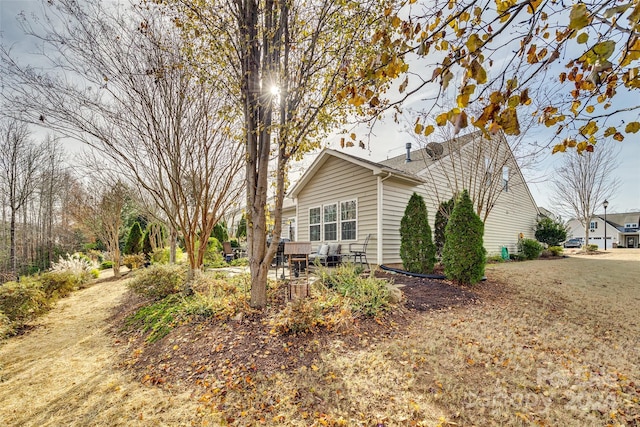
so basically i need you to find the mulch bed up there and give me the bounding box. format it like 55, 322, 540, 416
111, 271, 494, 391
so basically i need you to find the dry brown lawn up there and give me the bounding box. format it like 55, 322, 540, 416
0, 249, 638, 426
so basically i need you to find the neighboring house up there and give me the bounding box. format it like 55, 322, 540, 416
566, 212, 640, 249
287, 130, 540, 266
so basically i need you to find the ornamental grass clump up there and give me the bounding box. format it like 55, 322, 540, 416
442, 190, 486, 285
51, 253, 96, 284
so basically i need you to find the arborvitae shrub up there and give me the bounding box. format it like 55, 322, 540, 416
236, 215, 247, 240
211, 222, 229, 244
124, 222, 143, 255
399, 192, 437, 274
142, 229, 153, 257
442, 190, 486, 285
434, 197, 455, 258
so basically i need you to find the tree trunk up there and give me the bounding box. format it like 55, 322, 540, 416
169, 228, 177, 264
9, 207, 16, 276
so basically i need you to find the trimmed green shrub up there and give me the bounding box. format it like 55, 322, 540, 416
535, 217, 568, 247
434, 197, 455, 258
125, 222, 143, 255
100, 260, 113, 270
442, 190, 486, 285
586, 244, 599, 252
400, 192, 437, 274
127, 264, 187, 299
518, 238, 544, 260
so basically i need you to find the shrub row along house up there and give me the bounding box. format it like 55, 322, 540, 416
281, 130, 540, 266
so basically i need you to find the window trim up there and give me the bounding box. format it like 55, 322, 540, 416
323, 203, 338, 241
308, 199, 358, 242
309, 206, 321, 241
502, 166, 509, 192
340, 199, 358, 241
589, 221, 598, 229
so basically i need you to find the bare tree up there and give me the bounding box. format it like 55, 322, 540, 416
2, 1, 244, 276
552, 140, 620, 244
67, 178, 128, 278
0, 118, 45, 275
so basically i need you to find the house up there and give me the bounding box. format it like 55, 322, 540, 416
287, 130, 540, 266
566, 212, 640, 249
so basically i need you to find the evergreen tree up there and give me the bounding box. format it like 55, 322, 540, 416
236, 215, 247, 240
442, 190, 486, 285
535, 216, 568, 247
434, 197, 455, 258
124, 222, 143, 255
142, 229, 153, 257
399, 193, 436, 274
212, 221, 229, 243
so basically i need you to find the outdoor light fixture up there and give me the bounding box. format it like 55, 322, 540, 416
603, 199, 609, 251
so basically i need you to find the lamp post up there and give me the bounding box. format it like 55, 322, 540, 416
603, 199, 609, 251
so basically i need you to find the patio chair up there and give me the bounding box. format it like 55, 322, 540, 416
222, 242, 235, 263
349, 234, 370, 270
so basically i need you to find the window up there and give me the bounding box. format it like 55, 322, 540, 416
340, 200, 357, 240
309, 207, 321, 241
625, 223, 638, 228
590, 221, 598, 229
323, 204, 337, 241
502, 166, 509, 191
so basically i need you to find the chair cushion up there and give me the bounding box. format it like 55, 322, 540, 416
328, 243, 341, 256
318, 244, 329, 256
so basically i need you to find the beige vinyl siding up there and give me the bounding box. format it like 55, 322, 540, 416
482, 171, 538, 255
296, 156, 379, 262
380, 179, 422, 265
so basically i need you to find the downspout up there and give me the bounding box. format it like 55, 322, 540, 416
377, 172, 393, 267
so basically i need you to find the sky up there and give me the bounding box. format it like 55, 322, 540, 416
2, 0, 639, 215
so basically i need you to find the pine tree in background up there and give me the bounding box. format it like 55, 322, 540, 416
400, 192, 436, 274
124, 222, 143, 255
434, 197, 455, 259
442, 190, 486, 285
212, 222, 229, 243
142, 229, 153, 257
236, 215, 247, 241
